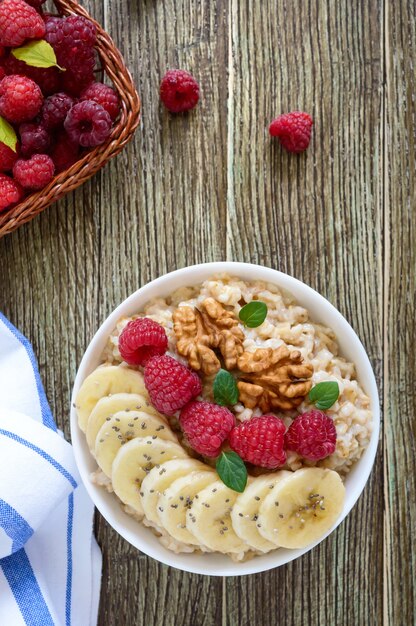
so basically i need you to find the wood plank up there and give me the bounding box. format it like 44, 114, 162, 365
385, 0, 416, 623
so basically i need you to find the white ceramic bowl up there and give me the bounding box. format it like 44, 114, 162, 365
70, 262, 380, 576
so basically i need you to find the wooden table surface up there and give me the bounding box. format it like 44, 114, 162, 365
1, 1, 414, 624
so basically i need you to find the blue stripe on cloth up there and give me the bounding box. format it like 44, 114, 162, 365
0, 429, 77, 489
0, 499, 34, 553
1, 549, 55, 626
0, 313, 56, 432
66, 494, 74, 626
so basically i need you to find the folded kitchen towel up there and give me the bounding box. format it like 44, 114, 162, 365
0, 313, 102, 626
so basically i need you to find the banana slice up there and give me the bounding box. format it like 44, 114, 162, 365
186, 480, 248, 554
86, 392, 158, 450
158, 470, 216, 545
76, 365, 147, 431
257, 468, 345, 549
94, 410, 178, 477
112, 436, 188, 516
231, 471, 291, 552
141, 459, 206, 525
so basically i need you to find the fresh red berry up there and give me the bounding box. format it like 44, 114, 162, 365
160, 69, 200, 113
45, 16, 96, 83
285, 410, 336, 461
2, 55, 60, 96
60, 70, 94, 97
13, 153, 55, 190
64, 101, 112, 148
19, 122, 50, 157
179, 401, 235, 457
0, 142, 19, 172
118, 318, 168, 366
0, 46, 5, 58
0, 66, 5, 81
269, 111, 313, 153
0, 173, 23, 212
80, 82, 120, 121
0, 75, 43, 124
50, 132, 79, 173
144, 354, 202, 416
229, 415, 287, 469
25, 0, 46, 8
0, 0, 45, 47
41, 92, 75, 130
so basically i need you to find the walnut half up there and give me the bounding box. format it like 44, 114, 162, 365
237, 345, 313, 411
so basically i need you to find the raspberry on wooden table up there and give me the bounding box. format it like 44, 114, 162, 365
144, 354, 202, 416
41, 93, 75, 130
80, 83, 120, 121
64, 101, 112, 148
285, 410, 336, 461
0, 0, 45, 47
269, 111, 313, 153
50, 132, 79, 173
0, 173, 23, 213
160, 69, 200, 113
179, 401, 236, 457
2, 55, 60, 96
0, 75, 43, 124
0, 142, 19, 172
229, 415, 287, 469
19, 123, 51, 157
13, 154, 55, 190
119, 318, 168, 366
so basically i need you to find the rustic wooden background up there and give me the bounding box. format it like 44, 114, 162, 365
0, 0, 414, 624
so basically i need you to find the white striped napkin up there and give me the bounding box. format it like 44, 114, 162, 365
0, 313, 102, 626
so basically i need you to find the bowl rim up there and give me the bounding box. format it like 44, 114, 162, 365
70, 262, 380, 576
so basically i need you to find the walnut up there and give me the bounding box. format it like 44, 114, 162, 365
173, 298, 245, 376
237, 345, 313, 411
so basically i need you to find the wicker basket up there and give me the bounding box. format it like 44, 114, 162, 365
0, 0, 141, 238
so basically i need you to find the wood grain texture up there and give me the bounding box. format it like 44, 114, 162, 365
0, 0, 411, 623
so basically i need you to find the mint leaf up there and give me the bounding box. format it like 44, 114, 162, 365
216, 451, 247, 493
12, 40, 64, 70
213, 369, 239, 406
308, 381, 340, 410
239, 301, 268, 328
0, 117, 17, 152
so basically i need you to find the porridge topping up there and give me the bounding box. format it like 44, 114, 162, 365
229, 415, 287, 469
143, 354, 201, 416
285, 410, 337, 461
179, 401, 235, 458
118, 317, 168, 366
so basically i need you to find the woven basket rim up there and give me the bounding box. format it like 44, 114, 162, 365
0, 0, 141, 238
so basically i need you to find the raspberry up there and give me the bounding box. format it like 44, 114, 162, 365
229, 415, 287, 469
13, 153, 55, 190
45, 16, 96, 82
2, 55, 60, 96
0, 142, 19, 172
41, 92, 75, 130
179, 401, 235, 457
0, 67, 4, 81
0, 0, 45, 47
25, 0, 46, 8
269, 111, 313, 153
19, 123, 50, 157
285, 410, 336, 461
144, 355, 202, 416
0, 75, 43, 124
119, 318, 168, 366
80, 82, 120, 121
160, 69, 200, 113
61, 70, 94, 97
64, 101, 112, 147
0, 173, 23, 212
50, 132, 79, 173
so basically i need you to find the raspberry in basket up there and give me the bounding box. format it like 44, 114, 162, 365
64, 101, 112, 148
50, 132, 79, 173
269, 111, 313, 153
160, 69, 200, 113
285, 410, 336, 461
180, 401, 235, 457
45, 16, 96, 79
118, 318, 168, 366
80, 83, 120, 121
13, 154, 55, 190
41, 93, 75, 130
0, 173, 23, 213
0, 0, 45, 47
0, 75, 43, 124
0, 142, 19, 172
19, 123, 51, 157
144, 354, 202, 416
2, 55, 60, 96
229, 415, 287, 469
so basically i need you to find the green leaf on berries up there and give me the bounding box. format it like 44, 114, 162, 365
239, 301, 268, 328
213, 369, 239, 406
0, 117, 17, 152
12, 40, 65, 71
308, 381, 340, 410
216, 451, 247, 493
